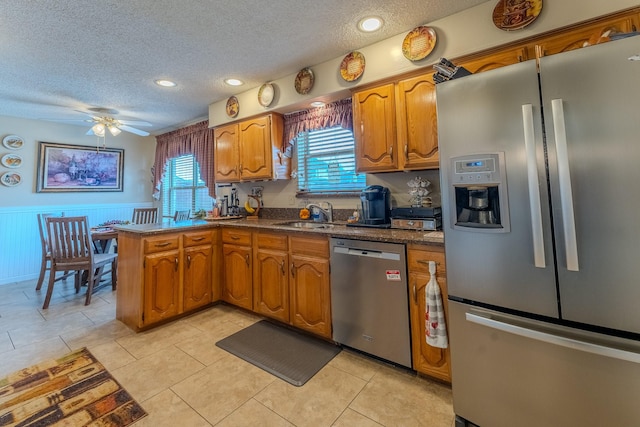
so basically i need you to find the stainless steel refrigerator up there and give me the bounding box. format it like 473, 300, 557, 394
436, 35, 640, 427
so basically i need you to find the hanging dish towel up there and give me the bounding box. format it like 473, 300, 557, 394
426, 261, 448, 348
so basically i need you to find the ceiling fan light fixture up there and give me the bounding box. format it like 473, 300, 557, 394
107, 124, 122, 136
92, 123, 106, 137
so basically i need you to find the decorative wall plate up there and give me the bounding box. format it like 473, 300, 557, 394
1, 172, 21, 186
2, 135, 23, 150
258, 83, 275, 107
340, 51, 365, 82
294, 68, 314, 95
402, 26, 437, 61
226, 96, 239, 118
492, 0, 542, 31
1, 153, 22, 168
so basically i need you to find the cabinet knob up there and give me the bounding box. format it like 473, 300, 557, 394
187, 255, 191, 268
290, 262, 296, 277
389, 145, 393, 160
154, 242, 171, 247
174, 257, 179, 271
281, 260, 285, 276
245, 254, 250, 266
404, 144, 408, 160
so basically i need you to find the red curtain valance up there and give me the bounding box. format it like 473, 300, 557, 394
153, 120, 215, 199
283, 97, 352, 151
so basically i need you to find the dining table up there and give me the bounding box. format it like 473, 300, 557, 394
91, 228, 118, 254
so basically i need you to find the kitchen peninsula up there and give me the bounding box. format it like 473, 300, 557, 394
114, 217, 450, 381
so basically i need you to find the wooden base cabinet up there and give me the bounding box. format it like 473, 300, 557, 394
221, 228, 253, 310
117, 229, 218, 331
289, 235, 331, 338
407, 244, 451, 383
253, 232, 290, 323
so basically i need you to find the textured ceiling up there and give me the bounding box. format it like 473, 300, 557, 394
0, 0, 486, 135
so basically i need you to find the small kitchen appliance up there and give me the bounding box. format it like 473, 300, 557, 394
348, 185, 391, 228
390, 206, 442, 230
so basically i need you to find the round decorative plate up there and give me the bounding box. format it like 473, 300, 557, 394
294, 68, 314, 95
1, 153, 22, 168
258, 83, 275, 107
340, 51, 365, 82
2, 135, 24, 150
226, 96, 239, 118
402, 26, 437, 61
492, 0, 542, 31
1, 172, 21, 186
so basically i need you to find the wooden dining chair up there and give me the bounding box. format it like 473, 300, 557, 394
36, 213, 74, 291
132, 207, 158, 224
173, 210, 191, 221
43, 216, 118, 309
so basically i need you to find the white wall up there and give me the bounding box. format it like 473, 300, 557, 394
0, 115, 157, 285
0, 116, 156, 207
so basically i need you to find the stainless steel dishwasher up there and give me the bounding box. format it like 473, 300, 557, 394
330, 238, 412, 368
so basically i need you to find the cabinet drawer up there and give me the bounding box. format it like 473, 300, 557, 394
222, 228, 251, 245
255, 232, 288, 250
408, 245, 446, 275
183, 230, 214, 247
289, 235, 328, 258
143, 235, 180, 254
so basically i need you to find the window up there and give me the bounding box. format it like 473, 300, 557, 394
296, 126, 365, 195
161, 155, 214, 217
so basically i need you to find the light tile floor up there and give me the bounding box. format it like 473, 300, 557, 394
0, 278, 454, 427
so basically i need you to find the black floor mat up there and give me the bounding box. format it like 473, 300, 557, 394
215, 320, 341, 386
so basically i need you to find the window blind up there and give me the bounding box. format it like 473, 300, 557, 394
161, 155, 214, 216
296, 127, 365, 194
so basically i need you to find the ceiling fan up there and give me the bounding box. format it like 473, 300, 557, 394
42, 110, 152, 137
84, 116, 151, 137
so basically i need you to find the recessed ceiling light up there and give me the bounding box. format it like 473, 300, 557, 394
225, 78, 244, 86
310, 101, 325, 108
358, 16, 383, 32
155, 79, 177, 87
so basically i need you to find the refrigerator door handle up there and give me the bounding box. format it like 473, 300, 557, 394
522, 104, 546, 268
466, 312, 640, 364
551, 99, 579, 271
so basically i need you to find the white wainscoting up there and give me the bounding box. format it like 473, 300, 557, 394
0, 203, 154, 286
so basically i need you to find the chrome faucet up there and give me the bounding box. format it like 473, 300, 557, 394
306, 202, 333, 223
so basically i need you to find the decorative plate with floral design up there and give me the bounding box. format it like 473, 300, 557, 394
294, 68, 314, 95
226, 96, 239, 118
402, 26, 437, 61
340, 51, 365, 82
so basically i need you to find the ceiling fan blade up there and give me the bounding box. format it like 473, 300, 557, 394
117, 120, 152, 127
118, 125, 150, 136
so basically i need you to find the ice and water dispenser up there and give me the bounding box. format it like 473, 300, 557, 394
448, 153, 510, 232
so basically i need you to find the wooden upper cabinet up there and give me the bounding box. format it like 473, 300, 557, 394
534, 15, 639, 58
214, 113, 288, 183
239, 116, 274, 180
396, 73, 439, 170
353, 83, 398, 173
459, 46, 529, 74
214, 123, 240, 182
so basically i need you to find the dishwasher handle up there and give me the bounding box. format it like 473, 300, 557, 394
333, 246, 400, 260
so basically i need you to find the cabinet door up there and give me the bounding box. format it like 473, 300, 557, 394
183, 245, 213, 312
143, 250, 181, 326
353, 84, 398, 172
459, 46, 529, 74
222, 244, 253, 310
254, 249, 289, 322
407, 247, 451, 382
214, 123, 240, 182
396, 73, 439, 170
289, 254, 331, 338
239, 116, 273, 180
535, 15, 638, 58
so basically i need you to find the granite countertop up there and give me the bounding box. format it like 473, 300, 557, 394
115, 217, 444, 246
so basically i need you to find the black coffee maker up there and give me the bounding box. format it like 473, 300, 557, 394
358, 185, 391, 227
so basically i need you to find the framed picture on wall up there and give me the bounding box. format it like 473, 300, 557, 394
36, 142, 124, 192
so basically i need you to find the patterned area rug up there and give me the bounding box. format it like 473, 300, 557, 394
0, 348, 146, 426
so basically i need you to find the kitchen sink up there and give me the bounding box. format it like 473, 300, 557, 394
276, 221, 335, 229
